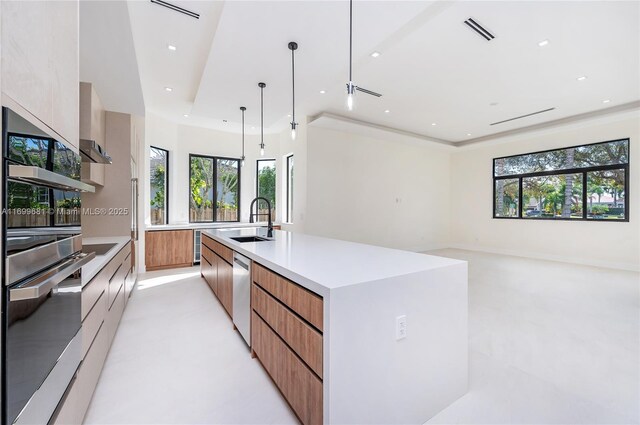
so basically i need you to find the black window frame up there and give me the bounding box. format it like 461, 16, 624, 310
188, 153, 241, 223
149, 145, 169, 225
286, 154, 294, 223
493, 138, 630, 222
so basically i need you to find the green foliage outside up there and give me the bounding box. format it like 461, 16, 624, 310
258, 164, 276, 212
189, 156, 239, 221
495, 141, 627, 219
151, 164, 166, 210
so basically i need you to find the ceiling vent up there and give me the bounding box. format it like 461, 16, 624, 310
464, 18, 494, 41
150, 0, 200, 19
490, 108, 556, 126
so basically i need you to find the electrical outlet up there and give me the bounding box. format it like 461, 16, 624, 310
396, 315, 407, 340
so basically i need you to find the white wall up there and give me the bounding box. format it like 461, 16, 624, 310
450, 112, 640, 271
278, 118, 308, 233
304, 126, 452, 252
143, 112, 281, 226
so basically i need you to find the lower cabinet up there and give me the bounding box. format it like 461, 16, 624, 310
200, 235, 324, 425
251, 264, 324, 425
145, 229, 194, 271
252, 312, 323, 425
201, 235, 233, 317
52, 242, 131, 425
217, 259, 233, 317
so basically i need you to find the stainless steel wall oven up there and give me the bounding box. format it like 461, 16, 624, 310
2, 107, 95, 425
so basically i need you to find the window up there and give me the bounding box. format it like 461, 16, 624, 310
493, 139, 629, 221
257, 159, 276, 221
286, 154, 294, 223
189, 154, 240, 223
150, 146, 169, 225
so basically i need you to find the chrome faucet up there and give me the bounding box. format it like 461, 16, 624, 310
249, 197, 273, 238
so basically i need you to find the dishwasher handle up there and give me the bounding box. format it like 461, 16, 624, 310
233, 256, 250, 271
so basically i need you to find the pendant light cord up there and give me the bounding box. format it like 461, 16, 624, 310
241, 108, 245, 157
260, 84, 264, 147
292, 48, 296, 125
349, 0, 353, 82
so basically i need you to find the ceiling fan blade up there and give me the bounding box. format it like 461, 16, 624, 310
355, 86, 382, 97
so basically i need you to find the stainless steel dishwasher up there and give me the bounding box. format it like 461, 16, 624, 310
232, 252, 251, 346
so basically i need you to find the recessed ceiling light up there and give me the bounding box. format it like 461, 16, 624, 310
602, 99, 611, 104
467, 133, 472, 136
319, 90, 326, 94
577, 76, 587, 81
165, 87, 173, 92
384, 109, 390, 113
287, 114, 292, 118
168, 44, 177, 51
431, 123, 437, 126
371, 51, 381, 58
183, 114, 189, 118
538, 39, 549, 47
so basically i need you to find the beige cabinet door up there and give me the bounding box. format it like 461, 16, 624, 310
51, 0, 79, 150
1, 0, 54, 127
1, 1, 79, 151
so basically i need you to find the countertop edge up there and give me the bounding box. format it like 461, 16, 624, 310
81, 236, 131, 287
202, 229, 465, 297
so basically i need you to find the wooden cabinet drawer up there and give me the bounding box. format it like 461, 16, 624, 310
201, 253, 217, 295
202, 235, 233, 265
252, 284, 322, 377
252, 312, 322, 425
201, 244, 214, 264
253, 263, 323, 331
213, 240, 233, 265
82, 291, 106, 360
217, 257, 233, 317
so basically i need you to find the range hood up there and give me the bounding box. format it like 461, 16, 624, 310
80, 139, 112, 164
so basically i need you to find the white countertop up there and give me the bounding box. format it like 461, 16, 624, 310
203, 228, 465, 296
82, 236, 130, 287
146, 222, 279, 231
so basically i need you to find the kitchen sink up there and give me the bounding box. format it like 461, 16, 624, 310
82, 243, 118, 256
230, 236, 270, 243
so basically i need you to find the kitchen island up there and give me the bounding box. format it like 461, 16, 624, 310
202, 227, 468, 425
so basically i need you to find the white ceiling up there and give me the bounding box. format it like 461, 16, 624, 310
120, 0, 639, 142
80, 1, 145, 116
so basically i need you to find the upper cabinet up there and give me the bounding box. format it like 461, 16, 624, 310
79, 82, 106, 148
1, 1, 79, 151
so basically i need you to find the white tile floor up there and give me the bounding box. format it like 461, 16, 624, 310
84, 250, 639, 425
426, 249, 639, 425
83, 267, 297, 425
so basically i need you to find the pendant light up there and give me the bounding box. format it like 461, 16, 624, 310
240, 106, 246, 167
346, 0, 382, 110
258, 82, 266, 156
288, 41, 298, 140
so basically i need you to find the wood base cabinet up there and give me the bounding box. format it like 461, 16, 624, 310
201, 234, 233, 316
252, 312, 322, 425
251, 263, 324, 425
145, 230, 194, 271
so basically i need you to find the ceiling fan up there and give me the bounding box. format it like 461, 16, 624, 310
346, 0, 382, 111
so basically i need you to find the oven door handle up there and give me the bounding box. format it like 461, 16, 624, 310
8, 165, 95, 192
9, 252, 96, 301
